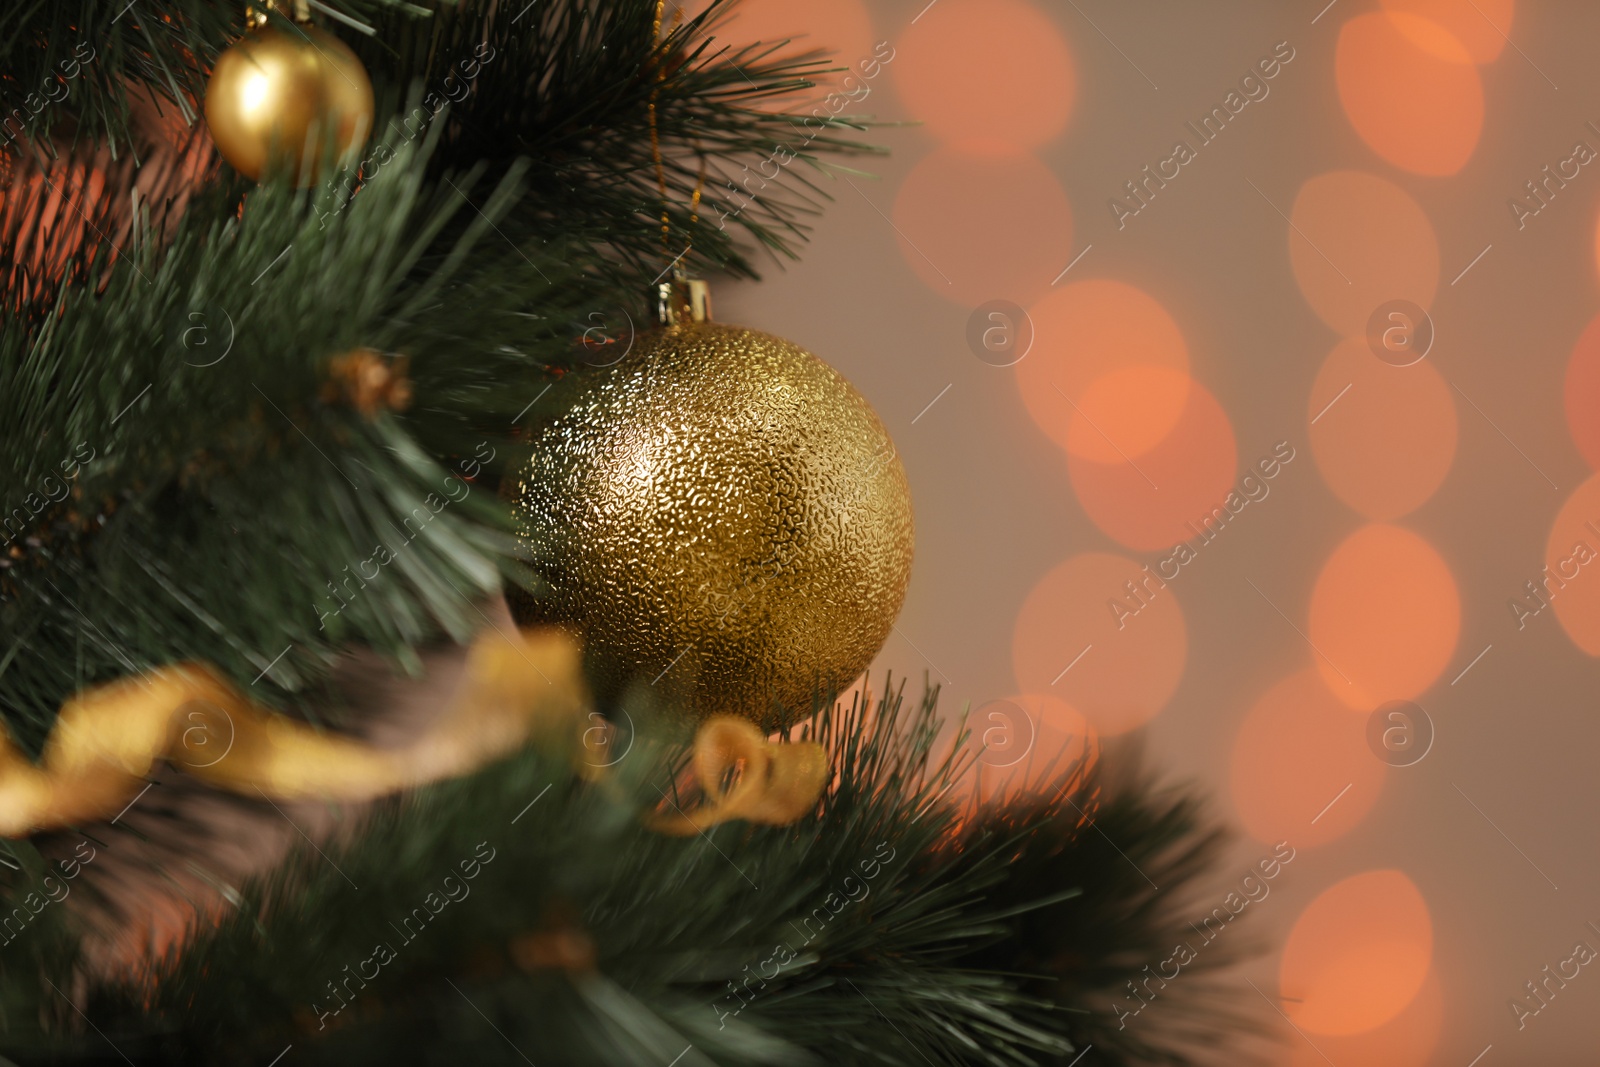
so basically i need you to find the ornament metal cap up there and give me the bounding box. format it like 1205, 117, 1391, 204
246, 0, 311, 28
656, 274, 712, 326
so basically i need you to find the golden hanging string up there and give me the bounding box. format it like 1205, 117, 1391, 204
649, 0, 671, 257
647, 0, 707, 271
688, 153, 707, 229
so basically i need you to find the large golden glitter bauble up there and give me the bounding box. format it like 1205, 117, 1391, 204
203, 22, 373, 184
506, 321, 914, 731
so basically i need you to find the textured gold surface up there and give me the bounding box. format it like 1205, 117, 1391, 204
507, 323, 914, 730
204, 24, 373, 184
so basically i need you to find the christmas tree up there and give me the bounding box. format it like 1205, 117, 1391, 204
0, 1, 1250, 1063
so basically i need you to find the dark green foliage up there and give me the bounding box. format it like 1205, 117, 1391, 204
1, 0, 876, 279
0, 136, 570, 748
954, 782, 1263, 1065
0, 0, 876, 746
351, 0, 880, 283
0, 681, 1249, 1065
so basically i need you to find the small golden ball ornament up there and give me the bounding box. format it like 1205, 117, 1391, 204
506, 280, 915, 731
203, 4, 373, 184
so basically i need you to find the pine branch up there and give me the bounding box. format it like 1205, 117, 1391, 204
0, 681, 1243, 1066
4, 0, 881, 281
346, 0, 883, 281
953, 782, 1267, 1065
0, 137, 582, 746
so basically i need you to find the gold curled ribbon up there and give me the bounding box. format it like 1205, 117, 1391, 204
0, 627, 589, 838
0, 623, 828, 839
646, 716, 829, 837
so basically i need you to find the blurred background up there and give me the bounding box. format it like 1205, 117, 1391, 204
685, 0, 1600, 1063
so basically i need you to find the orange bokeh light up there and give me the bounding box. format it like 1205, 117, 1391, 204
1230, 671, 1386, 848
1284, 967, 1443, 1067
1067, 379, 1238, 552
893, 0, 1075, 153
1069, 367, 1196, 464
1336, 13, 1483, 176
1379, 0, 1515, 63
1290, 171, 1439, 338
1545, 473, 1600, 655
1018, 280, 1192, 462
892, 147, 1073, 308
1281, 870, 1433, 1036
1308, 524, 1460, 710
1012, 553, 1187, 736
1308, 337, 1458, 519
1563, 311, 1600, 471
9, 162, 106, 284
678, 0, 875, 110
